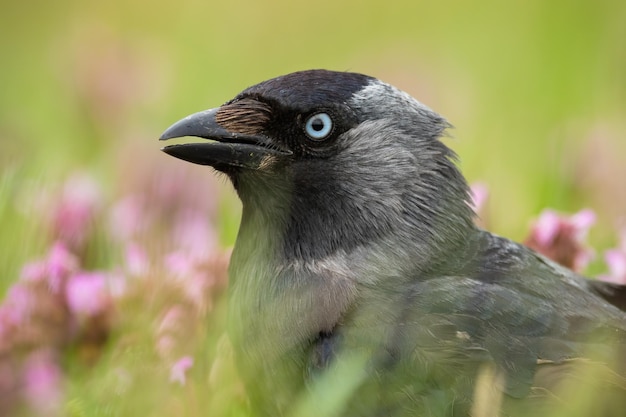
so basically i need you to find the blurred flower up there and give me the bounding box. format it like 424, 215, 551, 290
65, 272, 112, 318
164, 251, 196, 277
14, 173, 101, 253
63, 270, 117, 365
21, 349, 64, 416
6, 243, 82, 349
124, 242, 150, 277
169, 356, 193, 386
172, 209, 219, 261
1, 139, 235, 413
469, 182, 489, 228
50, 173, 102, 250
0, 280, 71, 353
469, 182, 489, 214
0, 283, 39, 330
4, 241, 116, 364
113, 142, 220, 228
598, 229, 626, 285
107, 142, 224, 267
108, 195, 149, 242
524, 209, 596, 272
20, 241, 79, 293
19, 262, 47, 284
155, 305, 195, 360
4, 242, 121, 359
164, 250, 229, 314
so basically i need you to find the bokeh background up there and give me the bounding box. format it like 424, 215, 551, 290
1, 0, 625, 415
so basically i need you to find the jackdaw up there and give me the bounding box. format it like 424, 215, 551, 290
159, 69, 626, 417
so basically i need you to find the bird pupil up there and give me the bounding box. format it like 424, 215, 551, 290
312, 119, 324, 131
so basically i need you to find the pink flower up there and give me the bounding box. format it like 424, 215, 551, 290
469, 182, 489, 214
46, 242, 80, 292
157, 306, 187, 334
524, 209, 596, 272
20, 242, 79, 293
164, 251, 195, 276
51, 173, 102, 249
155, 305, 190, 359
21, 349, 64, 416
164, 251, 221, 313
64, 272, 112, 317
469, 182, 490, 227
169, 356, 194, 386
172, 210, 218, 261
19, 262, 47, 283
599, 229, 626, 285
108, 195, 149, 241
0, 283, 38, 329
125, 242, 149, 277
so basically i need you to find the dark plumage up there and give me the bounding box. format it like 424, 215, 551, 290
160, 70, 626, 416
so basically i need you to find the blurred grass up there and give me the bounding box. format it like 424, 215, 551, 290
0, 0, 625, 415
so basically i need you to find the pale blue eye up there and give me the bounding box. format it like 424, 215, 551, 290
304, 113, 333, 140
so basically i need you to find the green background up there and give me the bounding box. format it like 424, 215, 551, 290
3, 0, 625, 251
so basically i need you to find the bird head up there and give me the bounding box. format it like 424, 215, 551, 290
160, 70, 475, 269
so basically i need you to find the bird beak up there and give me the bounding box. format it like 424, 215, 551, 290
159, 107, 290, 170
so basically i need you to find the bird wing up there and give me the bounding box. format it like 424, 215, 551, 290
343, 231, 626, 415
304, 233, 626, 416
395, 232, 626, 403
587, 280, 626, 312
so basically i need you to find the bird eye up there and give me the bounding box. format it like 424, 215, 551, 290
304, 113, 333, 140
